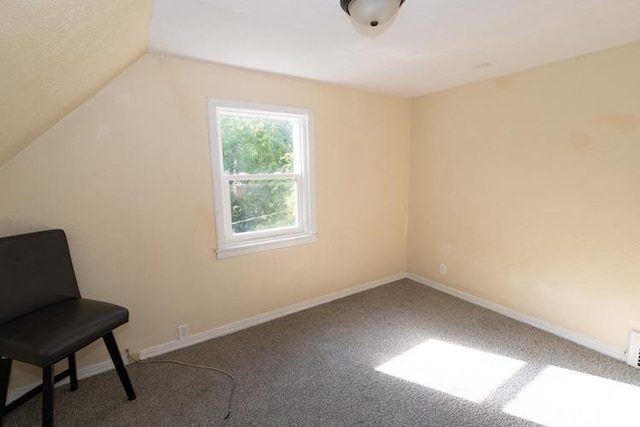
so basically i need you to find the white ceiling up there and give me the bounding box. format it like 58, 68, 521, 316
149, 0, 640, 97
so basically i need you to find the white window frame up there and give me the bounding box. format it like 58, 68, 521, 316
207, 99, 316, 259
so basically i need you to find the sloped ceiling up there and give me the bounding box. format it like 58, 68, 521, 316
0, 0, 153, 166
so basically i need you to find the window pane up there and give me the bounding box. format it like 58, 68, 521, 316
229, 179, 297, 234
220, 115, 294, 174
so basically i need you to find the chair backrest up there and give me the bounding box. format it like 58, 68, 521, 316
0, 229, 81, 325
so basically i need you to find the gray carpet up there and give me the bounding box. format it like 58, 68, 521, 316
4, 279, 640, 426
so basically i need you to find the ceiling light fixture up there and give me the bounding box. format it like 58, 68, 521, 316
340, 0, 406, 28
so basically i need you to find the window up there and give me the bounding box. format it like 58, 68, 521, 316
207, 100, 316, 258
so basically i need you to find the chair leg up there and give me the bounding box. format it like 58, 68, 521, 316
103, 332, 136, 401
68, 354, 78, 391
42, 365, 54, 427
0, 357, 12, 426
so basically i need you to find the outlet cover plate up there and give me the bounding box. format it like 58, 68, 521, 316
178, 324, 189, 341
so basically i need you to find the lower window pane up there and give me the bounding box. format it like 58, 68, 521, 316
229, 179, 297, 234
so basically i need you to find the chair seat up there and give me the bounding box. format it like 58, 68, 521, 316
0, 299, 128, 367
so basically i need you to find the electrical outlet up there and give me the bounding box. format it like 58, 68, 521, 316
439, 263, 447, 275
177, 324, 190, 341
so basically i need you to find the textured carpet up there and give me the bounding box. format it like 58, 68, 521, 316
4, 279, 640, 426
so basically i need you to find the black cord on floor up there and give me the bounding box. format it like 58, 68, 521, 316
126, 350, 236, 421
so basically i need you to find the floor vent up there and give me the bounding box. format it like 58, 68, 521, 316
626, 331, 640, 368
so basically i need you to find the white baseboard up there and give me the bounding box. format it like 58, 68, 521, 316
8, 271, 624, 404
406, 273, 625, 361
140, 273, 406, 359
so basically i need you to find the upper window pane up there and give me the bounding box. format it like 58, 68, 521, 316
220, 114, 294, 174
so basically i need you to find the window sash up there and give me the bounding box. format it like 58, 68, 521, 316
221, 174, 304, 243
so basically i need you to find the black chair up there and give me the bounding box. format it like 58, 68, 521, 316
0, 229, 136, 426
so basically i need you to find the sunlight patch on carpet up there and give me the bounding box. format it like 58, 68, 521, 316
504, 365, 640, 427
376, 339, 526, 402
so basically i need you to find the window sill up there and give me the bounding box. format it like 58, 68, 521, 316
215, 234, 317, 259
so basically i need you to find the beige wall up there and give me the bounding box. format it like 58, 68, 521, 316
408, 42, 640, 350
0, 55, 411, 389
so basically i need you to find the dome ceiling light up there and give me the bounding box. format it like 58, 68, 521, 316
340, 0, 406, 28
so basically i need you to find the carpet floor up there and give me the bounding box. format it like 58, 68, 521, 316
4, 279, 640, 426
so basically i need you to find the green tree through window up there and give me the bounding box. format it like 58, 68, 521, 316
208, 99, 315, 258
220, 115, 297, 233
221, 116, 293, 174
